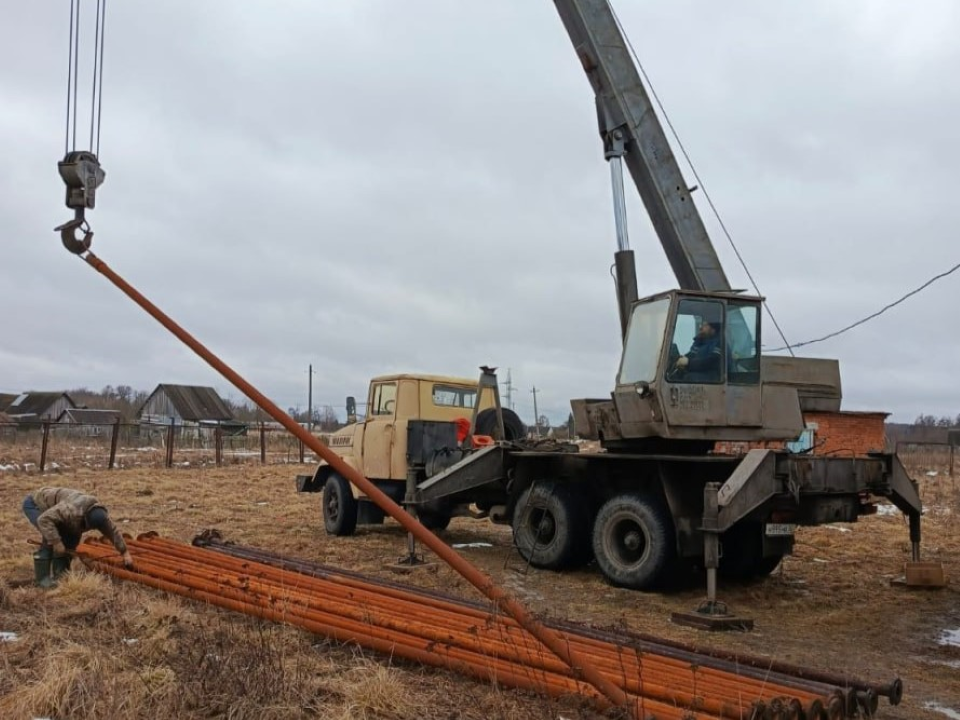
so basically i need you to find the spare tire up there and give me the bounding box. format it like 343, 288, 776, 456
475, 408, 526, 441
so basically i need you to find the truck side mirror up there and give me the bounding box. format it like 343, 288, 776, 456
346, 396, 357, 424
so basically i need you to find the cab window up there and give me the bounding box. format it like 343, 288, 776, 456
666, 299, 724, 384
371, 382, 397, 416
726, 303, 760, 385
432, 384, 477, 409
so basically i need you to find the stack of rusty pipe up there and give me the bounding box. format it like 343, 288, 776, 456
76, 533, 889, 720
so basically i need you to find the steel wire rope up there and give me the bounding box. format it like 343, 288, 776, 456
71, 0, 80, 150
64, 0, 76, 154
765, 261, 960, 352
608, 3, 796, 356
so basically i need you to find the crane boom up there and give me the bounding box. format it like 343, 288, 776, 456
552, 0, 730, 293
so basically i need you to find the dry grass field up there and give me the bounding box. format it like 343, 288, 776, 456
1, 460, 958, 719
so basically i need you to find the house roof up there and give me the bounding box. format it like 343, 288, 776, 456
142, 384, 234, 422
6, 392, 75, 417
0, 394, 17, 412
58, 408, 121, 424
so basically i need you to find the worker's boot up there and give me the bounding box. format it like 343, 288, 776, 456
33, 545, 55, 588
51, 553, 72, 581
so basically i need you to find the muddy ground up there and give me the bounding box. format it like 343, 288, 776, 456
1, 462, 958, 719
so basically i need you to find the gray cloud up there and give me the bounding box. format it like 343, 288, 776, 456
2, 1, 957, 425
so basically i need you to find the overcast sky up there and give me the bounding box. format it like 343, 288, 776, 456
2, 1, 958, 425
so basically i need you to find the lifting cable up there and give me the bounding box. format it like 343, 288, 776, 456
56, 0, 108, 255
609, 3, 797, 357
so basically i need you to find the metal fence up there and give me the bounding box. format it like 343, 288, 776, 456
0, 420, 328, 472
896, 441, 955, 477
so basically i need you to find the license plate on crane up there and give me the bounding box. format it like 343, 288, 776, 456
764, 523, 796, 537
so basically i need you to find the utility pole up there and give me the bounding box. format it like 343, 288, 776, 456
531, 386, 540, 439
501, 368, 515, 410
307, 364, 316, 431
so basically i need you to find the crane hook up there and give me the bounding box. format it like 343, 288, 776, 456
54, 209, 94, 255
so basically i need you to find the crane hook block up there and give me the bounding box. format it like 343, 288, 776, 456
58, 151, 105, 211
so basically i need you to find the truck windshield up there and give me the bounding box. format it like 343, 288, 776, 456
618, 298, 670, 385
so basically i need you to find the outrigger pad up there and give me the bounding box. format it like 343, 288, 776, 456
891, 561, 947, 588
671, 600, 754, 632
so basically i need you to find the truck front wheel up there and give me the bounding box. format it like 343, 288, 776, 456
512, 483, 587, 569
592, 493, 674, 590
323, 474, 358, 536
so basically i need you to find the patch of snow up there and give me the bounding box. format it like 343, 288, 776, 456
812, 558, 830, 563
875, 504, 899, 517
823, 526, 852, 533
122, 638, 139, 645
926, 470, 940, 477
927, 659, 960, 670
0, 464, 17, 472
938, 628, 960, 648
0, 631, 20, 642
452, 542, 493, 549
254, 501, 269, 506
924, 702, 960, 720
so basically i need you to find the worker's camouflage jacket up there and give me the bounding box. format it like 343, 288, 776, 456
30, 487, 128, 555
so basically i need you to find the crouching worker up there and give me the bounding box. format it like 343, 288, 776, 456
23, 487, 133, 585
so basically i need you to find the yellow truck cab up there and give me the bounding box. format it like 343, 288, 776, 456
296, 373, 525, 534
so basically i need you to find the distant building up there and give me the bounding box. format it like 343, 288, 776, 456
715, 410, 890, 458
0, 394, 17, 412
0, 411, 13, 439
56, 407, 121, 437
137, 384, 245, 435
4, 392, 76, 427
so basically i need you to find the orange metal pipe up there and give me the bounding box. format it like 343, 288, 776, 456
85, 538, 829, 714
80, 251, 637, 715
126, 539, 825, 710
86, 556, 724, 720
86, 560, 609, 709
128, 554, 758, 717
82, 541, 815, 718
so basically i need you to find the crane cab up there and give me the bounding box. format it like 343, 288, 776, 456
574, 290, 812, 451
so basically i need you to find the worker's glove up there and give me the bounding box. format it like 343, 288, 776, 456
52, 542, 67, 556
121, 551, 134, 569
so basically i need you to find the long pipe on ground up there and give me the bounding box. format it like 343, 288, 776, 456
80, 536, 854, 719
132, 536, 832, 709
79, 250, 635, 713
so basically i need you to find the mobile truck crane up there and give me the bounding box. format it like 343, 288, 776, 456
298, 0, 941, 612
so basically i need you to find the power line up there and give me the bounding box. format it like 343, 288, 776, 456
609, 2, 795, 356
765, 261, 960, 352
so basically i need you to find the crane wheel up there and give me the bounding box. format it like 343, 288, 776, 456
512, 483, 588, 569
322, 473, 358, 536
592, 493, 674, 590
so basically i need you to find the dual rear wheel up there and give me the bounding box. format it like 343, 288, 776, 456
512, 484, 673, 589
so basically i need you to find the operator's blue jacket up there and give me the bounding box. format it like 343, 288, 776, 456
683, 336, 721, 382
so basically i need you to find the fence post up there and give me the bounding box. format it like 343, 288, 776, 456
40, 419, 51, 472
166, 419, 175, 468
215, 426, 223, 467
299, 438, 305, 463
950, 445, 955, 478
109, 417, 121, 469
260, 422, 266, 465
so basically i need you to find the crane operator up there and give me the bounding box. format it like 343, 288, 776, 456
674, 320, 723, 383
